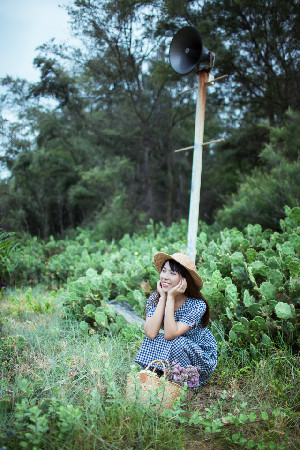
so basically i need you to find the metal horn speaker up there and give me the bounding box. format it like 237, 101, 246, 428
169, 26, 214, 74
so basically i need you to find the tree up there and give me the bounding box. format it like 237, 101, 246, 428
215, 109, 300, 229
65, 0, 198, 221
2, 0, 298, 237
153, 0, 300, 124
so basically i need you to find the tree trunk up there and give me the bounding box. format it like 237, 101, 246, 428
142, 122, 154, 221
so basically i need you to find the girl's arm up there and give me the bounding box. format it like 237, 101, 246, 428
164, 279, 191, 340
144, 282, 167, 339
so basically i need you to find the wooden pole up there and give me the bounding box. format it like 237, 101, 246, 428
187, 71, 208, 262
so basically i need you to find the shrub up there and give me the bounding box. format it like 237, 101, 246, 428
216, 109, 300, 230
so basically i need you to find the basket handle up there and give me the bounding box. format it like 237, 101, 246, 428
145, 359, 171, 377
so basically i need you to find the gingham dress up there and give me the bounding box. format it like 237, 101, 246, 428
135, 293, 217, 386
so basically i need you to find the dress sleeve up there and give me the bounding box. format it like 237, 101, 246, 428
145, 292, 159, 318
179, 299, 206, 328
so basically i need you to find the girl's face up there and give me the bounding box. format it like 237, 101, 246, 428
160, 261, 182, 292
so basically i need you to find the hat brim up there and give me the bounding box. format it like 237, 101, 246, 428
153, 252, 203, 291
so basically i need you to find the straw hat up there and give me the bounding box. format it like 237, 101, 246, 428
153, 252, 203, 292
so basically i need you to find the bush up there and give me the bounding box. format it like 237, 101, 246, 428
199, 207, 300, 352
3, 210, 299, 352
0, 228, 20, 283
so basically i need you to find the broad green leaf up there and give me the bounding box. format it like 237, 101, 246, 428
262, 333, 272, 346
201, 283, 225, 305
199, 232, 207, 244
251, 261, 269, 277
232, 265, 248, 282
275, 302, 295, 319
225, 284, 238, 305
238, 413, 248, 424
263, 249, 277, 258
105, 304, 116, 319
289, 206, 300, 225
226, 307, 233, 319
266, 256, 281, 270
267, 269, 283, 288
211, 419, 223, 432
228, 230, 245, 247
252, 316, 268, 331
289, 279, 300, 298
133, 289, 144, 303
240, 317, 249, 327
101, 269, 113, 281
119, 280, 131, 294
199, 283, 213, 298
281, 242, 295, 256
240, 238, 250, 250
86, 268, 98, 278
210, 260, 217, 271
216, 254, 231, 273
261, 411, 269, 420
290, 233, 300, 252
229, 329, 238, 342
79, 321, 89, 334
247, 266, 256, 284
116, 314, 127, 327
259, 282, 277, 302
217, 276, 232, 292
243, 290, 255, 307
211, 270, 223, 285
232, 322, 247, 334
270, 232, 284, 246
115, 295, 128, 303
230, 252, 245, 266
95, 311, 109, 328
212, 291, 226, 305
246, 223, 262, 237
246, 248, 257, 263
253, 224, 262, 234
99, 285, 110, 301
83, 304, 96, 316
284, 256, 300, 277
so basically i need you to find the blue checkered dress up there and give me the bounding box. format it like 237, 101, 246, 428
135, 293, 217, 386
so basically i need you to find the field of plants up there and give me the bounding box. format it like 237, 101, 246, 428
0, 206, 299, 449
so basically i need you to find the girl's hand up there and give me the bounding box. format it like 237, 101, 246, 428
168, 278, 187, 298
157, 280, 166, 298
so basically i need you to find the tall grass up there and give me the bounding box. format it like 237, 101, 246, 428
0, 288, 186, 449
0, 288, 299, 449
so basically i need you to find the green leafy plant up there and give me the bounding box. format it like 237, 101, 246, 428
200, 207, 300, 351
3, 209, 299, 352
62, 268, 128, 335
0, 228, 20, 283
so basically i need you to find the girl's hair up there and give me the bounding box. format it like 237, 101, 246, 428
148, 259, 210, 327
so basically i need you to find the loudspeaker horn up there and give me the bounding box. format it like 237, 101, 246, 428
169, 26, 214, 74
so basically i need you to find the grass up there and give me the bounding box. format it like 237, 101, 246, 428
0, 287, 299, 449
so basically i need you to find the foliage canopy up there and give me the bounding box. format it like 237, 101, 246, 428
0, 0, 299, 238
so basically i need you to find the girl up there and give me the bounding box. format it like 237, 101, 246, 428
135, 252, 217, 386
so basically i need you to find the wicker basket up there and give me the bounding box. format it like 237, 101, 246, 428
126, 359, 181, 410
